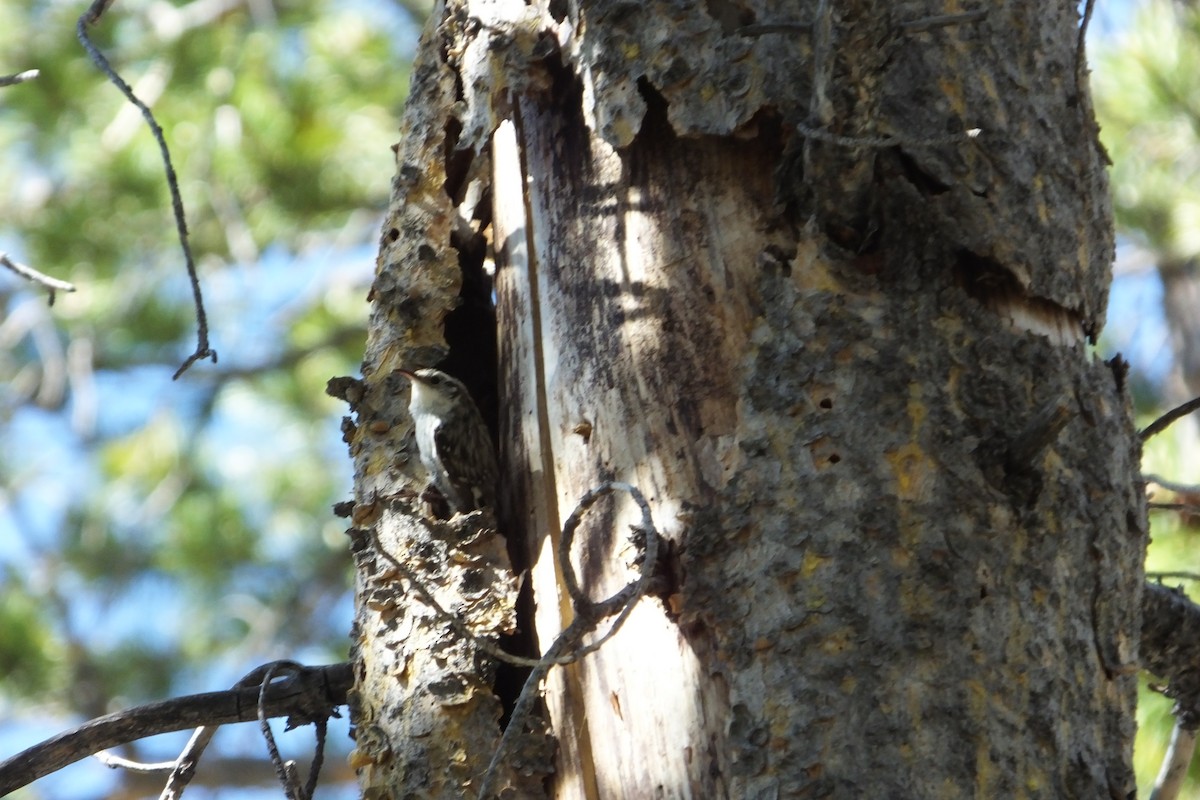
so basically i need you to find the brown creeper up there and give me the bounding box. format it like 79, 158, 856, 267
398, 368, 499, 515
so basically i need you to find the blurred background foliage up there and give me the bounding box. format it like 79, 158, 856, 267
0, 0, 427, 795
1096, 0, 1200, 795
2, 0, 1200, 797
1096, 0, 1200, 411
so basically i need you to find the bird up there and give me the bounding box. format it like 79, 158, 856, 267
397, 367, 499, 515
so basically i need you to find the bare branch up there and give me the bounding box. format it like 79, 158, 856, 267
93, 750, 177, 773
1145, 474, 1200, 495
1141, 396, 1200, 441
76, 0, 217, 378
254, 661, 324, 800
160, 725, 217, 799
0, 662, 350, 796
1149, 572, 1200, 583
0, 252, 76, 305
0, 69, 39, 86
1151, 722, 1196, 800
477, 481, 662, 800
361, 481, 663, 798
1149, 503, 1200, 515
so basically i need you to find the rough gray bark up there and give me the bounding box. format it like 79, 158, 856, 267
346, 1, 1145, 797
335, 7, 548, 796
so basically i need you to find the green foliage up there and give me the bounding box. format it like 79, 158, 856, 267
1094, 3, 1200, 794
0, 582, 61, 698
0, 1, 417, 770
1136, 422, 1200, 797
1094, 0, 1200, 262
2, 1, 409, 276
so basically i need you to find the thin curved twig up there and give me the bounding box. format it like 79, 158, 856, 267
476, 481, 661, 799
256, 661, 306, 800
0, 252, 76, 305
0, 69, 39, 86
76, 0, 217, 378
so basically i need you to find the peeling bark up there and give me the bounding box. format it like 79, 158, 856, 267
341, 4, 549, 797
348, 1, 1144, 797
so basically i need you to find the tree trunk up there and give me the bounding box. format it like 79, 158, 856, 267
347, 1, 1146, 797
1160, 261, 1200, 400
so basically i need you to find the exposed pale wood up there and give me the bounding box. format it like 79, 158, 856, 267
498, 96, 785, 796
493, 120, 599, 800
488, 0, 1140, 795
353, 0, 1143, 797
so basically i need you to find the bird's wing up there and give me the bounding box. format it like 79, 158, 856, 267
433, 418, 499, 512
